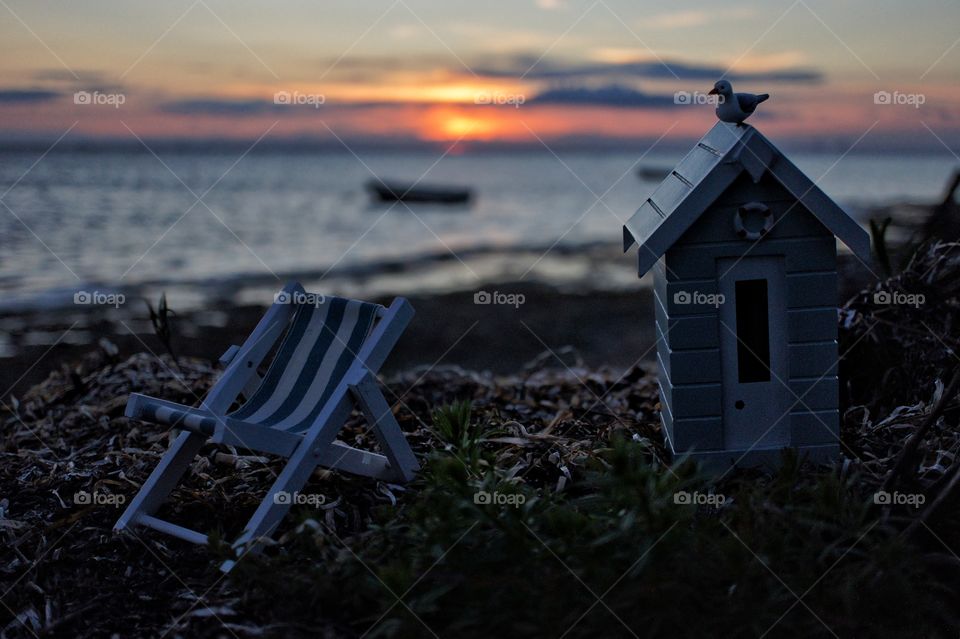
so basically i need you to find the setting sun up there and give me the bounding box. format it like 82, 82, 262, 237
426, 110, 501, 141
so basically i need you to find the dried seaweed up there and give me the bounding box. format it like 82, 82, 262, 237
840, 242, 960, 514
0, 341, 663, 636
1, 245, 958, 636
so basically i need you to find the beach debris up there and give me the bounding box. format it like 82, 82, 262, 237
97, 337, 119, 359
1, 243, 959, 635
870, 216, 895, 277
145, 293, 178, 368
922, 168, 960, 242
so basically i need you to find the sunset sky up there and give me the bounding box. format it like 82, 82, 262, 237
2, 0, 959, 151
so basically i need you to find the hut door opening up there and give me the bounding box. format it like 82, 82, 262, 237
717, 256, 789, 450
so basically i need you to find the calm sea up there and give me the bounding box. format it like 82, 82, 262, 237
0, 149, 955, 309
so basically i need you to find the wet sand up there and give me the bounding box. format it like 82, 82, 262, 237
0, 284, 655, 399
0, 243, 876, 400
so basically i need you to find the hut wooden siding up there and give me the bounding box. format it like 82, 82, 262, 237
625, 122, 870, 467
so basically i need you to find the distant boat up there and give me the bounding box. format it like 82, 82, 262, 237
367, 180, 472, 205
636, 165, 672, 181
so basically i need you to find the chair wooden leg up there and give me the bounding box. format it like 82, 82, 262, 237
221, 394, 355, 572
221, 368, 420, 572
114, 430, 207, 532
219, 457, 324, 572
350, 371, 419, 483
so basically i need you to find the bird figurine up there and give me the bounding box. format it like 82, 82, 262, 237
708, 80, 769, 125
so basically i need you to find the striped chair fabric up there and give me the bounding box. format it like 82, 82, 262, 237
138, 402, 219, 434
133, 296, 380, 434
230, 295, 380, 431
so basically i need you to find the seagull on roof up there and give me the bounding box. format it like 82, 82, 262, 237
708, 80, 769, 125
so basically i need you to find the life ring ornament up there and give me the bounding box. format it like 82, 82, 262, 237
734, 202, 773, 240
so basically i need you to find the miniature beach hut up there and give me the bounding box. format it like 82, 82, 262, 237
622, 122, 870, 467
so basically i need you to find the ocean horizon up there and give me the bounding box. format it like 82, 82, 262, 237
0, 148, 955, 310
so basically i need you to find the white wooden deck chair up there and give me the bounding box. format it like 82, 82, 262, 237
114, 282, 418, 571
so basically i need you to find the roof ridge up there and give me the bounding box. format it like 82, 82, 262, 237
622, 122, 871, 275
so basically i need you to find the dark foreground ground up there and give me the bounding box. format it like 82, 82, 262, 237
1, 244, 958, 637
0, 283, 656, 400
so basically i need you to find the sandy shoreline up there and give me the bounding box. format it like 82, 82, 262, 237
0, 239, 877, 400
0, 283, 657, 397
